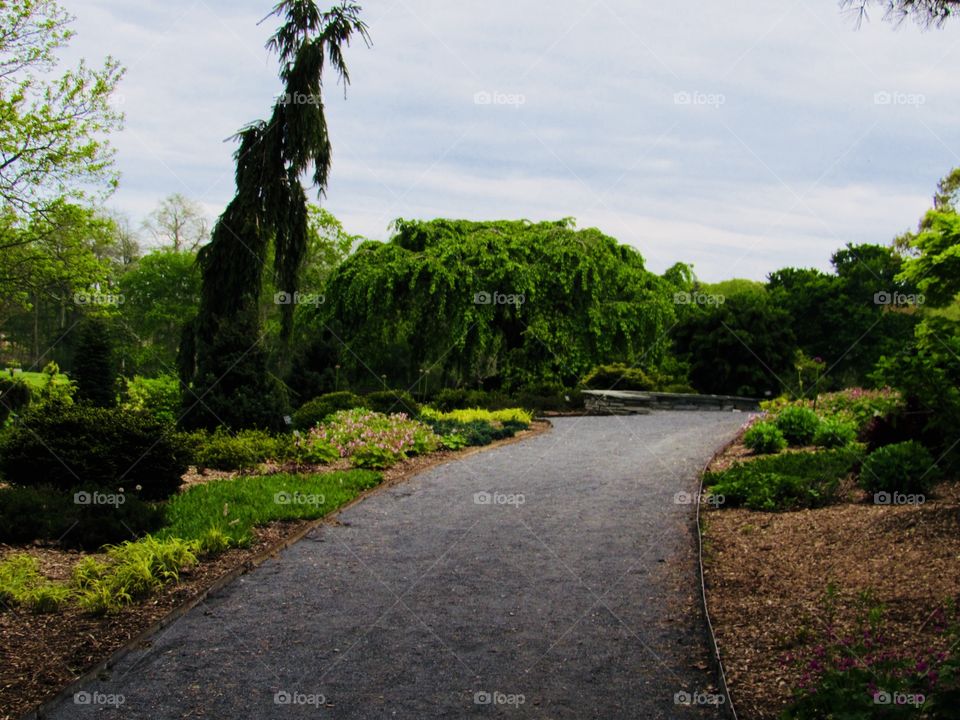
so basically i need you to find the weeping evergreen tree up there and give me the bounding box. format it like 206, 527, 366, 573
179, 1, 369, 430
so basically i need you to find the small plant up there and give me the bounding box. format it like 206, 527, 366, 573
74, 536, 199, 615
775, 406, 821, 446
308, 409, 440, 469
439, 433, 468, 450
859, 441, 941, 495
0, 555, 71, 613
185, 427, 284, 471
743, 421, 788, 454
812, 417, 857, 449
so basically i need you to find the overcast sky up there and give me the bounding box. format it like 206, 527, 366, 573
62, 0, 960, 281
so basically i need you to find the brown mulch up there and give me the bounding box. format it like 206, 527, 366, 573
0, 420, 551, 720
701, 437, 960, 720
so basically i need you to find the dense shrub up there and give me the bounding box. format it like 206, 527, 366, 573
581, 363, 655, 391
858, 408, 927, 452
813, 387, 902, 430
812, 417, 857, 448
292, 391, 363, 430
123, 374, 181, 424
184, 428, 284, 471
0, 485, 164, 550
431, 388, 510, 412
0, 377, 31, 424
774, 406, 820, 446
743, 421, 787, 454
706, 447, 859, 511
363, 389, 420, 416
859, 441, 940, 494
72, 317, 117, 408
514, 384, 584, 413
0, 403, 189, 500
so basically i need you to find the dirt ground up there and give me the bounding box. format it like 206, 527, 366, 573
702, 440, 960, 719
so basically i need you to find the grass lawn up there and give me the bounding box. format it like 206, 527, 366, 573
4, 370, 70, 390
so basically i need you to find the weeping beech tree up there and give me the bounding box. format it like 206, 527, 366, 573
178, 1, 369, 430
296, 219, 678, 394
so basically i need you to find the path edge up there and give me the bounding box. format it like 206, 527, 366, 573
21, 420, 553, 720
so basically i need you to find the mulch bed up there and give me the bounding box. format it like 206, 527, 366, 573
0, 421, 550, 720
701, 437, 960, 719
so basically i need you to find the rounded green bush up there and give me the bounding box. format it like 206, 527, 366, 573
813, 417, 857, 449
362, 390, 420, 416
743, 421, 788, 454
774, 406, 820, 446
859, 441, 940, 494
292, 391, 363, 430
0, 403, 189, 500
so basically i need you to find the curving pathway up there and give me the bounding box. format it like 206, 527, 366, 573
45, 412, 745, 719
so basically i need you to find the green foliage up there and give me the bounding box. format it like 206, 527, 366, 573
873, 317, 960, 465
184, 2, 369, 429
0, 555, 71, 613
291, 391, 363, 430
161, 471, 381, 548
743, 421, 788, 454
859, 441, 940, 494
362, 389, 420, 416
815, 387, 903, 430
308, 409, 439, 469
184, 427, 285, 472
672, 293, 797, 397
812, 416, 857, 448
767, 244, 919, 389
581, 363, 656, 391
420, 406, 532, 426
0, 403, 189, 499
706, 448, 859, 511
438, 433, 468, 450
774, 406, 821, 446
0, 483, 165, 550
71, 316, 117, 407
0, 0, 123, 217
309, 218, 677, 393
118, 250, 200, 374
123, 373, 181, 424
74, 536, 199, 614
0, 376, 31, 423
431, 388, 508, 411
898, 209, 960, 306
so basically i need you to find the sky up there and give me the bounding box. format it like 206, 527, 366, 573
61, 0, 960, 281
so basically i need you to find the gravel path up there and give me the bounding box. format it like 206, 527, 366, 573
46, 412, 746, 719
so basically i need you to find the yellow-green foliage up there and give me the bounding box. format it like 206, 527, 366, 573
420, 407, 532, 425
0, 554, 72, 612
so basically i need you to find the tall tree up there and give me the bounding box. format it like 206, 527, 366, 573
0, 0, 123, 225
179, 1, 369, 430
142, 193, 209, 251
